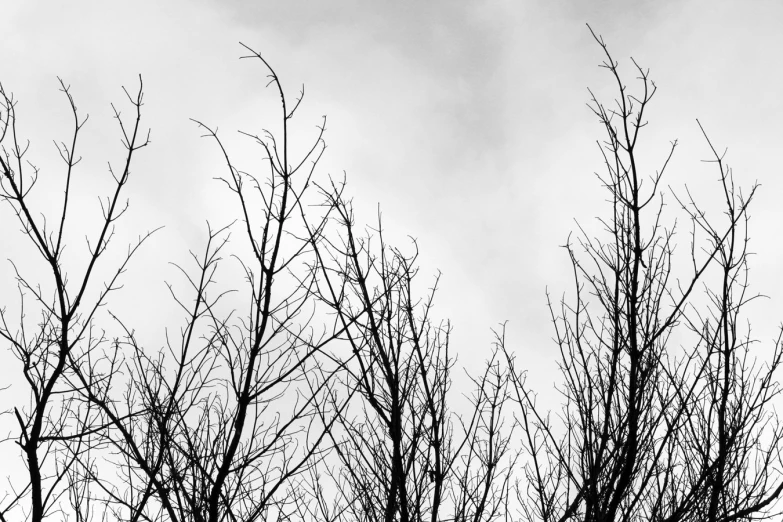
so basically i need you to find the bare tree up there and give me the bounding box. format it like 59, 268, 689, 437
504, 27, 783, 522
3, 30, 783, 522
303, 184, 516, 522
669, 123, 783, 522
65, 45, 350, 522
450, 329, 517, 522
0, 76, 152, 522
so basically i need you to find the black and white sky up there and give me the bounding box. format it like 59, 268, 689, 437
2, 0, 783, 395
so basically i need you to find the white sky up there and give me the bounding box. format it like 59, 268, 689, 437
2, 0, 783, 401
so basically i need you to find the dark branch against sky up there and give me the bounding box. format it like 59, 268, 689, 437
1, 0, 782, 449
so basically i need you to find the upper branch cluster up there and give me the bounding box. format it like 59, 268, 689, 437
0, 31, 781, 522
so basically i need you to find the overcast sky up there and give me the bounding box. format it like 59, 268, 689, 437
2, 0, 783, 396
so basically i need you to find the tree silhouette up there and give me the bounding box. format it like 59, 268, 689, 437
1, 29, 782, 522
503, 26, 783, 522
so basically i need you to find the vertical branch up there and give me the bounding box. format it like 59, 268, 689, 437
507, 26, 783, 522
0, 76, 150, 522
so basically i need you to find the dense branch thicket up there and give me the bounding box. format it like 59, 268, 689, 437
502, 29, 783, 522
1, 29, 782, 522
